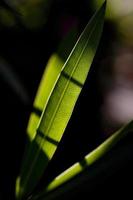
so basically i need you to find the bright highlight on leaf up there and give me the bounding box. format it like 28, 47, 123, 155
27, 28, 77, 142
45, 120, 133, 193
31, 120, 133, 200
16, 2, 106, 199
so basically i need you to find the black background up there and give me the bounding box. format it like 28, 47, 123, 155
0, 0, 133, 199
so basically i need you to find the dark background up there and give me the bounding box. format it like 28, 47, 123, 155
0, 0, 133, 199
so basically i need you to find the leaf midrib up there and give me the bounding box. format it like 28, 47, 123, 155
21, 14, 101, 196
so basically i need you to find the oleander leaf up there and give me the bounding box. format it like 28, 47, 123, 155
16, 27, 77, 199
16, 2, 106, 199
27, 28, 78, 142
31, 120, 133, 200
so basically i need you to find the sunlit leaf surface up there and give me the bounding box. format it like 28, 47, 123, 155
46, 121, 133, 193
31, 120, 133, 200
27, 28, 78, 142
16, 2, 106, 199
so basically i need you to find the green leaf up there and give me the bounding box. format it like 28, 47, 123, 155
27, 28, 78, 142
10, 0, 53, 29
31, 120, 133, 200
16, 2, 106, 199
16, 27, 78, 199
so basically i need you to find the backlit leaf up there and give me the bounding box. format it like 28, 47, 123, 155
31, 120, 133, 200
27, 28, 78, 142
16, 2, 106, 199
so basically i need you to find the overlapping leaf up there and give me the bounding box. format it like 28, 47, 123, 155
16, 2, 106, 199
27, 28, 78, 142
31, 120, 133, 200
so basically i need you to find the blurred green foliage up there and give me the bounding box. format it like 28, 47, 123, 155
0, 0, 53, 29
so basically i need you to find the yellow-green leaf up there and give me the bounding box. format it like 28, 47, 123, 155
27, 28, 78, 142
31, 120, 133, 200
16, 2, 106, 199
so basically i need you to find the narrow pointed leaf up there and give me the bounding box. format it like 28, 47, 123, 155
16, 2, 106, 199
27, 28, 78, 142
16, 28, 77, 198
31, 120, 133, 200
